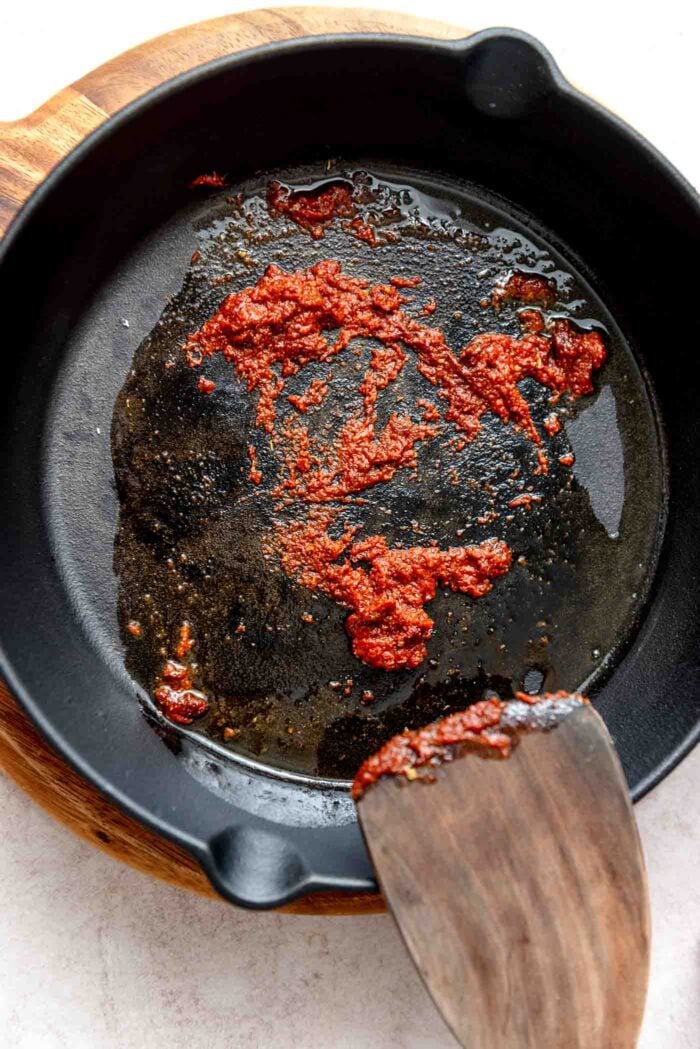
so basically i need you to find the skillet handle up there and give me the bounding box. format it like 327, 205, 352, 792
0, 89, 108, 237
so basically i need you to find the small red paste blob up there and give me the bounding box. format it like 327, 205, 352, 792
197, 376, 216, 395
534, 449, 549, 476
288, 378, 329, 413
154, 681, 209, 726
508, 493, 543, 510
492, 271, 557, 309
390, 275, 422, 288
153, 624, 209, 726
275, 509, 511, 671
422, 299, 437, 316
518, 308, 546, 333
127, 620, 141, 637
543, 412, 561, 435
267, 181, 355, 239
174, 622, 194, 660
190, 172, 227, 189
248, 445, 262, 484
559, 452, 575, 467
344, 217, 378, 245
416, 398, 441, 423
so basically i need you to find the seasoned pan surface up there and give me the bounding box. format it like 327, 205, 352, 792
109, 165, 664, 781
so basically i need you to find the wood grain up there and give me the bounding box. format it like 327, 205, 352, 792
0, 7, 467, 914
358, 706, 650, 1047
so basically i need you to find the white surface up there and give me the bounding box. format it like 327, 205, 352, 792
0, 2, 698, 1047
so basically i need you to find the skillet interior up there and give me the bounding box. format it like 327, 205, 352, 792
0, 30, 698, 907
106, 163, 663, 781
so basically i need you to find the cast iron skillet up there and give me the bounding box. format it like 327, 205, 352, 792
0, 29, 699, 908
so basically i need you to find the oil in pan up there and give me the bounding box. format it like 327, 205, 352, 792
111, 164, 665, 781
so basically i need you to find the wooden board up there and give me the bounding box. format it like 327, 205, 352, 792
0, 6, 468, 916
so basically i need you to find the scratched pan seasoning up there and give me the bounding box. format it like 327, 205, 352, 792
111, 165, 664, 780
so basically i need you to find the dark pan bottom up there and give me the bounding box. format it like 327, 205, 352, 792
46, 162, 665, 784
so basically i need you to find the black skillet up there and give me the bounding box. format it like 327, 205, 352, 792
0, 29, 699, 909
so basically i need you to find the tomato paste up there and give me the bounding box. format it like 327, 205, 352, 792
351, 691, 586, 798
287, 378, 329, 413
344, 217, 378, 245
543, 412, 561, 435
190, 172, 228, 189
492, 271, 556, 308
275, 509, 511, 670
185, 261, 605, 447
267, 181, 355, 239
247, 445, 262, 485
153, 623, 208, 725
184, 260, 605, 671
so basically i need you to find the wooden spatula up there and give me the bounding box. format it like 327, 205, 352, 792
356, 699, 649, 1049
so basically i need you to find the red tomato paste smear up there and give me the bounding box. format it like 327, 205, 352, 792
508, 493, 543, 510
190, 172, 228, 189
154, 623, 209, 725
351, 691, 585, 798
247, 445, 262, 485
276, 410, 434, 503
534, 449, 549, 475
518, 309, 546, 334
492, 271, 557, 309
185, 260, 606, 447
267, 181, 355, 240
390, 275, 422, 288
344, 217, 378, 246
184, 260, 605, 670
275, 509, 511, 671
287, 378, 329, 413
174, 621, 194, 660
543, 412, 561, 436
417, 398, 441, 423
